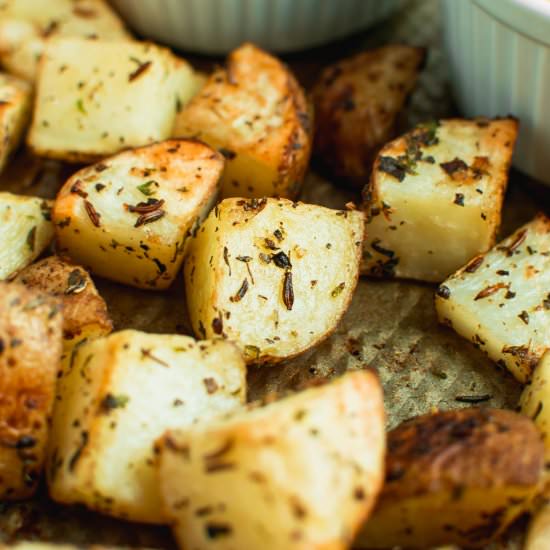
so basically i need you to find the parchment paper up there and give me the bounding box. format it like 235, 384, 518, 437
0, 0, 547, 547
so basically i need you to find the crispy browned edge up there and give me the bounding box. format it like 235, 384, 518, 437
380, 407, 544, 505
312, 44, 426, 189
0, 282, 63, 499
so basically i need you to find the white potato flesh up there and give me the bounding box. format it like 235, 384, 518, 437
0, 192, 54, 280
158, 370, 385, 550
47, 330, 246, 524
0, 282, 62, 499
0, 0, 130, 81
28, 38, 196, 162
184, 197, 364, 364
436, 214, 550, 382
0, 72, 31, 171
520, 351, 550, 462
53, 139, 223, 290
174, 43, 312, 199
363, 118, 518, 282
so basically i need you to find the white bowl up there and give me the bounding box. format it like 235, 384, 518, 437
442, 0, 550, 185
110, 0, 402, 54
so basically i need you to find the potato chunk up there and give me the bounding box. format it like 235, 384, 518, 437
363, 118, 518, 282
312, 45, 425, 188
15, 256, 112, 348
47, 330, 246, 524
158, 370, 385, 550
520, 351, 550, 462
0, 72, 31, 172
184, 197, 364, 364
28, 38, 196, 162
436, 214, 550, 382
357, 408, 544, 549
53, 140, 223, 290
0, 192, 54, 280
174, 43, 312, 199
0, 282, 62, 499
0, 0, 130, 82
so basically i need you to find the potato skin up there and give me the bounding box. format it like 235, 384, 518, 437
15, 255, 112, 346
357, 408, 545, 548
313, 45, 425, 188
174, 43, 312, 199
0, 281, 63, 499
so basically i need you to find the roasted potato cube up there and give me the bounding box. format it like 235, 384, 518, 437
312, 45, 425, 188
0, 0, 130, 82
0, 281, 62, 499
436, 214, 550, 382
184, 197, 364, 364
357, 408, 545, 549
28, 38, 197, 162
53, 139, 223, 290
158, 370, 385, 550
0, 72, 31, 172
520, 351, 550, 462
0, 192, 54, 280
362, 117, 518, 282
173, 43, 312, 199
15, 256, 112, 348
525, 501, 550, 550
47, 330, 246, 524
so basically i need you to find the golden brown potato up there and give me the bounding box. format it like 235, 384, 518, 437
436, 213, 550, 382
0, 72, 32, 173
0, 281, 62, 499
0, 0, 130, 82
14, 256, 112, 349
363, 117, 518, 283
312, 45, 425, 188
53, 139, 224, 290
47, 330, 246, 524
357, 407, 545, 548
184, 197, 364, 364
158, 370, 385, 550
28, 38, 197, 162
174, 43, 312, 199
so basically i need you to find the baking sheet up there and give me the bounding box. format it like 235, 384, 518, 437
0, 0, 548, 547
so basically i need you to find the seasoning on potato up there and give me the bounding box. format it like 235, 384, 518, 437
363, 117, 518, 282
0, 281, 63, 500
173, 43, 312, 199
357, 407, 545, 549
312, 44, 425, 189
53, 139, 224, 290
184, 197, 364, 364
0, 192, 54, 280
27, 38, 201, 162
158, 370, 385, 550
47, 330, 246, 524
436, 213, 550, 382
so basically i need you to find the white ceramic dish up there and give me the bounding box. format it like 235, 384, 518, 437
110, 0, 402, 54
442, 0, 550, 185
